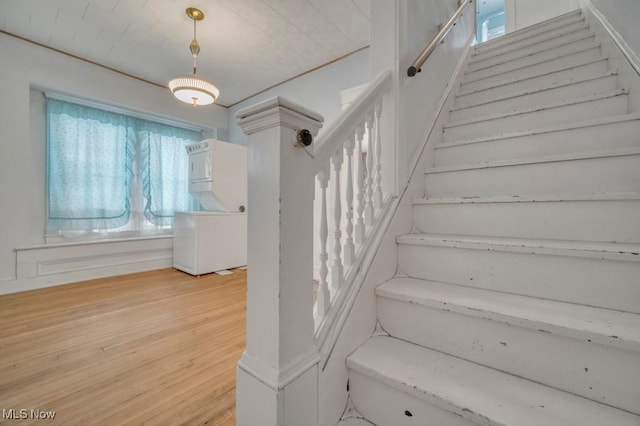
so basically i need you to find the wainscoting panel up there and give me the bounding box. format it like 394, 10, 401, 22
2, 236, 173, 295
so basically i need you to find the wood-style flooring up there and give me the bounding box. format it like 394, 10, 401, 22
0, 268, 247, 425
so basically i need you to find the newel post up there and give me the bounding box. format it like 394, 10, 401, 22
235, 97, 324, 426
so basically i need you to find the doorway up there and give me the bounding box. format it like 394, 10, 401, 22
476, 0, 505, 43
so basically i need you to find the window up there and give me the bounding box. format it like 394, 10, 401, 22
46, 98, 202, 241
476, 0, 505, 43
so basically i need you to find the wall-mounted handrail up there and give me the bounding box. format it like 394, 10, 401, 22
407, 0, 473, 76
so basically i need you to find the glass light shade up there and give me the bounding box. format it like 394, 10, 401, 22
168, 75, 220, 106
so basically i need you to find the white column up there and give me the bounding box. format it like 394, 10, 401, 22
354, 124, 366, 244
364, 113, 375, 225
374, 102, 384, 209
235, 97, 324, 426
331, 150, 344, 290
343, 134, 356, 265
317, 165, 330, 316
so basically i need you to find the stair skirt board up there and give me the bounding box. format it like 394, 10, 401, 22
396, 237, 640, 314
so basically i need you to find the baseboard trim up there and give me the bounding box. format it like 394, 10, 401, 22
581, 0, 640, 77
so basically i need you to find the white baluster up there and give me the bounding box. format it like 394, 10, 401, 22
354, 124, 366, 245
331, 150, 344, 290
316, 167, 330, 317
364, 113, 375, 226
343, 133, 356, 265
374, 102, 384, 209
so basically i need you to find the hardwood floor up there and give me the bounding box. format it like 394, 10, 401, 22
0, 268, 247, 425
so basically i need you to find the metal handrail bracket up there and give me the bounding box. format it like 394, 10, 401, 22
407, 0, 473, 77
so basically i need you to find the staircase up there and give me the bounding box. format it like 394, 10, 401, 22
345, 10, 640, 426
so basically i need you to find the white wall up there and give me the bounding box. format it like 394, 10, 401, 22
0, 33, 229, 288
590, 0, 640, 60
370, 0, 475, 192
401, 0, 475, 171
228, 48, 370, 145
505, 0, 579, 32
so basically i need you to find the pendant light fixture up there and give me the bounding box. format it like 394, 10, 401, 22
168, 7, 219, 106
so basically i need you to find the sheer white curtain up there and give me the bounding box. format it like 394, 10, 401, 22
138, 121, 200, 226
46, 98, 201, 236
47, 99, 135, 231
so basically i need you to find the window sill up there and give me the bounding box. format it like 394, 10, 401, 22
23, 234, 172, 251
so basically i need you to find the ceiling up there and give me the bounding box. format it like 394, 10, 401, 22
0, 0, 371, 107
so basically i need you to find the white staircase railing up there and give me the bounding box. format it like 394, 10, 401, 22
235, 70, 393, 426
312, 71, 393, 348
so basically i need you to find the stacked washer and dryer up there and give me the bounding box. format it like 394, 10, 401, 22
172, 139, 247, 276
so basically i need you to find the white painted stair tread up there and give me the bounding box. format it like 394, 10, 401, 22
347, 336, 640, 426
458, 56, 609, 96
436, 113, 640, 148
424, 146, 640, 174
396, 233, 640, 262
444, 89, 627, 129
464, 43, 601, 83
474, 10, 583, 52
413, 192, 640, 204
471, 21, 589, 62
475, 15, 583, 53
451, 71, 618, 111
468, 32, 596, 72
377, 277, 640, 352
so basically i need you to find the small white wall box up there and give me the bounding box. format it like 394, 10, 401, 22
173, 139, 247, 276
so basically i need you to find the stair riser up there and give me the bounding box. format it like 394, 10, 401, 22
444, 94, 628, 143
457, 58, 609, 100
397, 243, 640, 313
469, 29, 594, 72
413, 200, 640, 243
435, 119, 640, 166
467, 39, 599, 82
424, 154, 640, 197
348, 370, 475, 426
456, 68, 615, 111
474, 13, 584, 54
378, 298, 640, 414
472, 21, 589, 62
450, 75, 617, 122
461, 48, 602, 91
